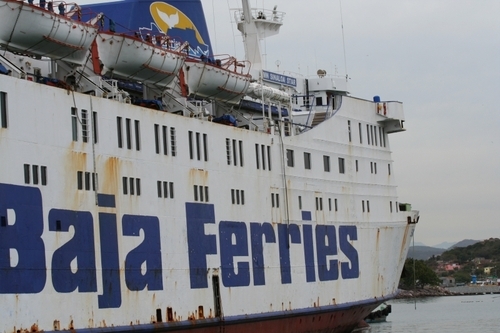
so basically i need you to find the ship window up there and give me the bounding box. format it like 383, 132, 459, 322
194, 185, 198, 201
154, 124, 160, 154
24, 164, 30, 184
203, 134, 208, 161
328, 198, 332, 211
323, 155, 330, 172
41, 166, 47, 185
370, 162, 373, 174
188, 131, 194, 159
162, 126, 168, 155
261, 145, 266, 170
196, 132, 201, 160
205, 187, 209, 202
85, 172, 90, 191
77, 171, 83, 190
358, 123, 362, 144
373, 126, 378, 146
170, 127, 177, 156
92, 173, 98, 191
71, 107, 78, 141
304, 152, 311, 170
241, 190, 245, 205
231, 189, 235, 204
316, 197, 323, 211
316, 96, 323, 106
236, 190, 240, 204
356, 160, 359, 172
335, 198, 338, 212
286, 149, 294, 167
367, 200, 370, 213
117, 117, 123, 148
396, 201, 398, 212
267, 146, 271, 171
32, 165, 39, 185
338, 157, 345, 174
366, 125, 370, 145
388, 164, 391, 175
382, 128, 386, 147
129, 177, 135, 195
0, 91, 7, 128
371, 125, 375, 146
390, 201, 393, 213
255, 144, 260, 169
298, 196, 302, 209
362, 200, 365, 213
226, 138, 231, 165
348, 120, 351, 142
232, 139, 237, 166
134, 120, 141, 151
122, 177, 128, 194
81, 109, 88, 143
169, 182, 174, 198
374, 162, 377, 174
125, 118, 132, 149
379, 127, 383, 147
199, 185, 204, 202
157, 181, 162, 198
136, 178, 141, 196
92, 111, 98, 144
239, 141, 244, 166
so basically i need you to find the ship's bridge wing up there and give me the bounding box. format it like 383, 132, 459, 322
375, 100, 406, 133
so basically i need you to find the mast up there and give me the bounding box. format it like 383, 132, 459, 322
237, 0, 284, 79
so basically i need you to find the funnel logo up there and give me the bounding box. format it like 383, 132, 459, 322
150, 2, 208, 57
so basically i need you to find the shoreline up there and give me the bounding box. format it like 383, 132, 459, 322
396, 285, 500, 298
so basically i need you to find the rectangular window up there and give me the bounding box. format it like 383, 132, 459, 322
315, 197, 319, 211
122, 177, 128, 194
162, 126, 168, 155
241, 190, 245, 205
286, 149, 294, 167
194, 185, 198, 201
157, 181, 162, 198
125, 118, 132, 149
370, 162, 373, 174
92, 173, 98, 191
374, 162, 377, 174
232, 139, 237, 166
390, 201, 393, 213
374, 126, 378, 146
335, 198, 338, 212
199, 185, 204, 202
271, 193, 275, 208
92, 111, 98, 144
204, 186, 209, 202
117, 117, 123, 148
32, 165, 39, 185
366, 124, 370, 145
196, 132, 201, 160
388, 164, 391, 175
84, 172, 90, 191
41, 166, 47, 185
379, 127, 383, 147
77, 171, 83, 190
275, 193, 279, 208
136, 178, 141, 196
298, 196, 302, 210
348, 120, 351, 142
358, 123, 362, 144
129, 177, 135, 195
267, 146, 271, 171
0, 91, 7, 128
81, 109, 88, 143
323, 155, 330, 172
261, 145, 266, 170
134, 120, 141, 151
154, 124, 160, 154
71, 107, 78, 141
226, 138, 231, 165
362, 200, 365, 213
239, 141, 244, 166
367, 200, 370, 212
188, 131, 194, 160
231, 189, 235, 204
396, 201, 399, 212
236, 190, 240, 204
169, 182, 174, 198
255, 144, 260, 169
23, 164, 29, 184
203, 134, 208, 161
163, 181, 169, 198
338, 157, 345, 174
371, 125, 375, 146
304, 152, 311, 170
328, 198, 332, 211
170, 127, 177, 156
382, 128, 386, 147
356, 160, 359, 172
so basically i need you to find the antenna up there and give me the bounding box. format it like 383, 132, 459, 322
339, 0, 348, 80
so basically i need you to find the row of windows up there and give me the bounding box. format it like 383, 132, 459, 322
256, 144, 271, 171
77, 171, 98, 191
226, 139, 244, 166
193, 185, 209, 202
72, 108, 98, 143
24, 164, 47, 185
188, 131, 208, 161
123, 177, 141, 195
154, 124, 177, 156
117, 117, 141, 150
1, 91, 7, 128
231, 189, 245, 205
349, 121, 387, 148
157, 181, 174, 198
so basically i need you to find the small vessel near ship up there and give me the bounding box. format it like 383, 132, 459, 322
0, 0, 418, 332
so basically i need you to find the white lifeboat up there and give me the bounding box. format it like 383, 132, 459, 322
184, 55, 252, 104
0, 0, 99, 64
95, 32, 186, 86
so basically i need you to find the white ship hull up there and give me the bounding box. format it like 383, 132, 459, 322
0, 0, 98, 64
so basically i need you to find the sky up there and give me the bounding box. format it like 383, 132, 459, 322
204, 0, 500, 247
82, 0, 500, 247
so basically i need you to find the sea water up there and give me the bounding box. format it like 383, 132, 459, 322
366, 294, 500, 333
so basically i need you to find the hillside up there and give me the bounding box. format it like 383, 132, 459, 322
450, 239, 480, 249
439, 238, 500, 263
407, 246, 446, 260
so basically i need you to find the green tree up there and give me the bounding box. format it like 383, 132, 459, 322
400, 259, 441, 289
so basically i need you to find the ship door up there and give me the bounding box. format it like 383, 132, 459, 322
212, 273, 222, 318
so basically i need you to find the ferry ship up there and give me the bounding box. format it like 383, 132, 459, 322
0, 0, 418, 332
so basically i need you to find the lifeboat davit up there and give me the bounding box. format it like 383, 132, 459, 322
95, 32, 186, 86
0, 0, 99, 64
184, 55, 252, 104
